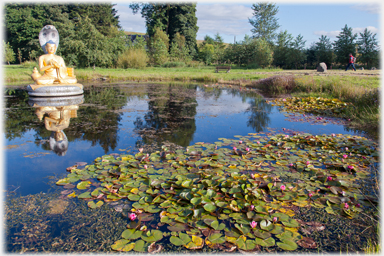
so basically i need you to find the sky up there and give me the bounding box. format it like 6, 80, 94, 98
114, 1, 381, 48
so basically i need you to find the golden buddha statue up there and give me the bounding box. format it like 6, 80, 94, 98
32, 41, 77, 85
29, 25, 83, 93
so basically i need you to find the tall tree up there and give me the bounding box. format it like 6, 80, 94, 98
129, 3, 198, 55
333, 24, 357, 65
314, 35, 334, 68
248, 2, 280, 44
357, 28, 379, 68
290, 34, 306, 69
273, 30, 293, 68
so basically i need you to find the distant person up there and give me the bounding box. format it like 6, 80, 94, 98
345, 53, 356, 71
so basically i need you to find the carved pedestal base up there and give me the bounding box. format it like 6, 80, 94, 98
26, 84, 84, 97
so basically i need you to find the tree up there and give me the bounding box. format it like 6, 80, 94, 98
3, 41, 16, 64
357, 28, 379, 68
245, 38, 273, 68
314, 35, 334, 68
129, 3, 198, 55
169, 32, 190, 62
333, 24, 357, 65
290, 34, 306, 69
273, 30, 294, 68
248, 3, 280, 44
149, 27, 169, 65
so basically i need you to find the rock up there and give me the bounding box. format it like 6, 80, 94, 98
317, 62, 327, 72
360, 67, 364, 70
371, 67, 377, 70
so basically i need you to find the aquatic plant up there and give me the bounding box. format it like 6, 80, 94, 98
57, 131, 378, 253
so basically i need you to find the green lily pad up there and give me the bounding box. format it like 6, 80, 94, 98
277, 239, 298, 251
121, 229, 143, 240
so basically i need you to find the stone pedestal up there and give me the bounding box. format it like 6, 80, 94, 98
26, 84, 83, 97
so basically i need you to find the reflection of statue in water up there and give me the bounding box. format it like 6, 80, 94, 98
28, 25, 83, 96
34, 104, 79, 156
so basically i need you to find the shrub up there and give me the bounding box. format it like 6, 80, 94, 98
116, 48, 148, 69
22, 60, 39, 69
253, 75, 296, 94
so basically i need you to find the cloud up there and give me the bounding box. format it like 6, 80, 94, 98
313, 26, 379, 39
114, 4, 146, 33
351, 4, 381, 14
196, 4, 253, 37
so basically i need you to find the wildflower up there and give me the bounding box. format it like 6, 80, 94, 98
344, 203, 349, 209
343, 154, 348, 159
129, 213, 137, 221
250, 205, 255, 211
273, 217, 278, 222
250, 221, 257, 228
327, 176, 332, 181
280, 185, 286, 191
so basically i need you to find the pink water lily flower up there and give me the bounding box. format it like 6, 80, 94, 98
331, 133, 336, 137
144, 165, 148, 170
327, 176, 332, 181
306, 161, 310, 165
256, 141, 260, 144
246, 148, 250, 152
250, 205, 255, 211
308, 192, 313, 198
233, 147, 237, 151
348, 165, 354, 170
273, 217, 278, 222
343, 154, 348, 159
344, 203, 349, 209
129, 213, 137, 221
345, 147, 349, 151
250, 221, 257, 228
282, 98, 286, 101
280, 185, 286, 191
239, 141, 243, 144
362, 156, 366, 159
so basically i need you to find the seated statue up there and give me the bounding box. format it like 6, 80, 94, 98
32, 40, 77, 85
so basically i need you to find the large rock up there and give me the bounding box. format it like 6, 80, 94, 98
317, 62, 327, 72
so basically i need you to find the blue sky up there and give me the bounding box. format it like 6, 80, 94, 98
114, 1, 381, 48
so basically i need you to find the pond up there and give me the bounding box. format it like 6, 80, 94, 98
4, 83, 379, 253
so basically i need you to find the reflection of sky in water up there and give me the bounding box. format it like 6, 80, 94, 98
4, 85, 365, 196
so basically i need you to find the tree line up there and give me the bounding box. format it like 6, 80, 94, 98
3, 3, 380, 69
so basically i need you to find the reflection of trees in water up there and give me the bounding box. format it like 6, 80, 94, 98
199, 86, 271, 133
246, 96, 272, 132
134, 84, 197, 149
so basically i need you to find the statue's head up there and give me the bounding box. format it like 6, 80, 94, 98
44, 40, 57, 54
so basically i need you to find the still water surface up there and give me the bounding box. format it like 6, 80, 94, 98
4, 83, 363, 197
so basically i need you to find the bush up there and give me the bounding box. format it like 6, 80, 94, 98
116, 48, 148, 69
253, 75, 296, 94
161, 61, 186, 68
22, 61, 39, 69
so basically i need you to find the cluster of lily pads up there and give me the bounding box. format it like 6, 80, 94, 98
267, 97, 350, 117
57, 131, 378, 253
